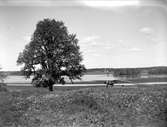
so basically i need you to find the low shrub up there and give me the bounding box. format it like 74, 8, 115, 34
32, 79, 48, 88
0, 83, 8, 92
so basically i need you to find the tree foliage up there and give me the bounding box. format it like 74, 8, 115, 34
0, 67, 7, 83
17, 18, 86, 91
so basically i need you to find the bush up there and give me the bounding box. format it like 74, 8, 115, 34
32, 78, 48, 88
0, 83, 8, 92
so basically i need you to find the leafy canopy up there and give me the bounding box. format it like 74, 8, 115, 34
0, 67, 7, 83
17, 18, 86, 85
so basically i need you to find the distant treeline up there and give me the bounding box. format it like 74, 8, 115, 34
1, 66, 167, 76
86, 66, 167, 76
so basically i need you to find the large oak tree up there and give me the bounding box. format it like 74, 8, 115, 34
17, 19, 86, 91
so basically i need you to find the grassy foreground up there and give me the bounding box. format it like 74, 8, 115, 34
0, 85, 167, 127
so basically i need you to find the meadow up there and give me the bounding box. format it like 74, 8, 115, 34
0, 74, 167, 127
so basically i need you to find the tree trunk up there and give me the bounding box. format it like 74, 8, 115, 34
48, 84, 53, 91
70, 78, 74, 84
48, 79, 54, 91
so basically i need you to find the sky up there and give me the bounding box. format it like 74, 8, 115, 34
0, 0, 167, 71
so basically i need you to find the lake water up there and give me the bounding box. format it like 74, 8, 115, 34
4, 74, 167, 86
4, 74, 118, 84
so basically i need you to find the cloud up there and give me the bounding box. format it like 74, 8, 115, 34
23, 35, 31, 43
81, 35, 100, 46
0, 0, 81, 6
115, 40, 142, 52
82, 35, 100, 42
139, 27, 158, 42
139, 27, 154, 35
91, 53, 101, 57
81, 0, 141, 8
128, 47, 142, 52
79, 0, 142, 13
139, 27, 166, 43
81, 36, 115, 52
80, 0, 167, 11
104, 45, 113, 49
114, 39, 132, 49
1, 0, 166, 10
0, 34, 8, 42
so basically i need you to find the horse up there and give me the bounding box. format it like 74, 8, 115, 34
60, 77, 66, 85
104, 80, 115, 87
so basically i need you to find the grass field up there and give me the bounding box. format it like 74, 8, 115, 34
0, 84, 167, 127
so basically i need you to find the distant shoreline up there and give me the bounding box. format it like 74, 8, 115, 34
1, 66, 167, 76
